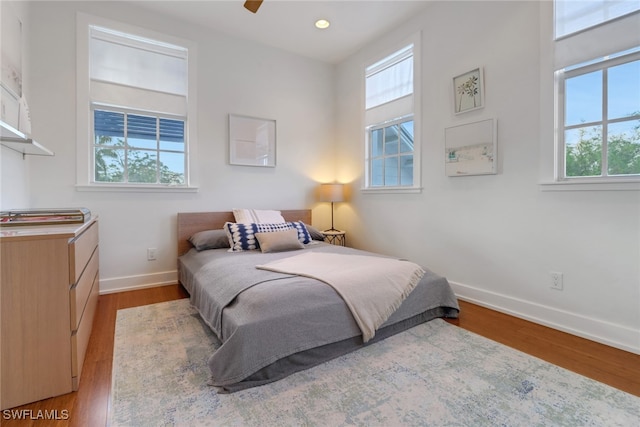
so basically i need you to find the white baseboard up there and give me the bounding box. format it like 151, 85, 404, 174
450, 281, 640, 355
99, 270, 178, 295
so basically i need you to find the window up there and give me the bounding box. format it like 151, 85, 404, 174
549, 2, 640, 187
369, 118, 414, 187
76, 14, 197, 191
557, 50, 640, 180
93, 109, 185, 184
364, 35, 421, 192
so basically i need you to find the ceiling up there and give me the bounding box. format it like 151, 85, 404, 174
130, 0, 433, 64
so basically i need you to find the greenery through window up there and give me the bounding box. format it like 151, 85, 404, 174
559, 50, 640, 179
94, 110, 185, 185
82, 22, 190, 189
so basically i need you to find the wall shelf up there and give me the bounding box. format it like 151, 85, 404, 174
1, 120, 54, 156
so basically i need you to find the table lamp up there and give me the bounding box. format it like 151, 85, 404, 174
319, 183, 345, 232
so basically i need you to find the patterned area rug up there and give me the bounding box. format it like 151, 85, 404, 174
109, 299, 639, 426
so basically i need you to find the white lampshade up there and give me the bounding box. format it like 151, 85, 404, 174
319, 183, 345, 203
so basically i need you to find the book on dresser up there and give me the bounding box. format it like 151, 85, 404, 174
0, 207, 91, 226
0, 216, 99, 410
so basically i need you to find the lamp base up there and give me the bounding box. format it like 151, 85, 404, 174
323, 228, 341, 233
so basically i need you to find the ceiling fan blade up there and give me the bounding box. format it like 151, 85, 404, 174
244, 0, 263, 14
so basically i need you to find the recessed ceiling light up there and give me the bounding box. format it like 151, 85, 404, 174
315, 19, 330, 29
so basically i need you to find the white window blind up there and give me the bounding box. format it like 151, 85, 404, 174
555, 0, 640, 39
90, 26, 187, 94
365, 44, 414, 128
366, 45, 413, 110
553, 0, 640, 70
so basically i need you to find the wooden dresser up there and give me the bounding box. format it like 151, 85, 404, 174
0, 217, 99, 410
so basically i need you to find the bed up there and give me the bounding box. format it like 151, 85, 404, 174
177, 209, 459, 392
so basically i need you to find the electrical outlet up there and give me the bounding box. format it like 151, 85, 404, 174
550, 271, 563, 290
147, 247, 157, 261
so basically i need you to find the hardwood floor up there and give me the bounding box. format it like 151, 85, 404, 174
2, 285, 638, 426
1, 285, 189, 427
444, 301, 640, 398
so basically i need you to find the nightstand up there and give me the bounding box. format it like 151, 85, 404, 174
322, 230, 346, 246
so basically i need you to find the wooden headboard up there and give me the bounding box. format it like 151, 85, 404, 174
177, 210, 312, 256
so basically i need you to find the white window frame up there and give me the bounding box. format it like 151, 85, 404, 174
91, 106, 187, 185
75, 13, 198, 192
363, 33, 422, 193
556, 49, 640, 183
539, 2, 640, 191
367, 116, 415, 188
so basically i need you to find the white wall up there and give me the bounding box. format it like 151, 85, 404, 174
4, 1, 638, 354
335, 1, 640, 353
0, 146, 29, 209
13, 1, 336, 292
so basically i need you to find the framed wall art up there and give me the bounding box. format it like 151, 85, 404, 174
445, 118, 497, 176
453, 67, 484, 114
1, 6, 22, 128
229, 114, 276, 167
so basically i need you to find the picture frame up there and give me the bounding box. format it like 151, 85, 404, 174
453, 67, 484, 114
1, 7, 22, 129
229, 114, 276, 167
1, 7, 22, 99
445, 118, 497, 176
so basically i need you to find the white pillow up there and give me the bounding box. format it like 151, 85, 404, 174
233, 209, 285, 224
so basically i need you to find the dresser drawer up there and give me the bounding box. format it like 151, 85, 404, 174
0, 217, 99, 410
69, 221, 99, 283
70, 248, 99, 330
71, 269, 99, 387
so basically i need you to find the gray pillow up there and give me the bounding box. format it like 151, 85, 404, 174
304, 223, 326, 241
188, 229, 230, 251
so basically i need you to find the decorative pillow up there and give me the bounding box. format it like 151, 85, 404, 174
288, 221, 312, 245
232, 209, 285, 224
188, 229, 230, 251
304, 223, 326, 241
255, 229, 304, 253
224, 221, 312, 251
224, 222, 260, 251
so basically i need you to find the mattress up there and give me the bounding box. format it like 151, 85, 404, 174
178, 242, 459, 392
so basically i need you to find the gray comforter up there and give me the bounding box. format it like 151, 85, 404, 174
178, 242, 459, 392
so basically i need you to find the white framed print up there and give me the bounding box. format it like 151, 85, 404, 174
453, 67, 484, 114
445, 118, 497, 176
1, 6, 22, 129
1, 7, 22, 99
229, 114, 276, 167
